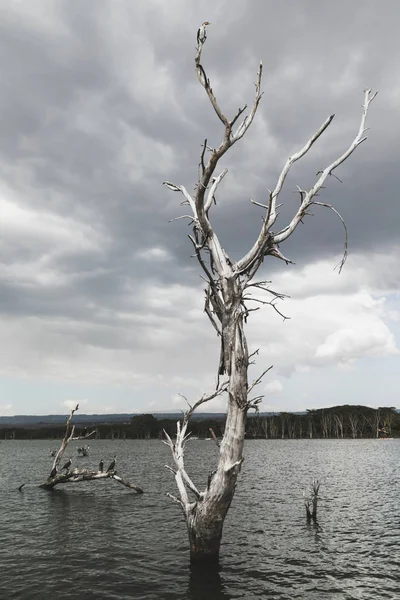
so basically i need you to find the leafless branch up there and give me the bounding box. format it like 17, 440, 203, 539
233, 62, 263, 141
199, 138, 207, 178
271, 89, 377, 246
42, 406, 142, 492
231, 104, 247, 127
266, 246, 294, 265
164, 423, 202, 503
183, 380, 229, 424
248, 365, 273, 394
209, 428, 221, 447
204, 287, 222, 335
313, 202, 348, 272
243, 295, 290, 321
111, 474, 144, 492
248, 348, 260, 361
162, 181, 197, 216
169, 215, 195, 224
250, 198, 269, 210
204, 169, 228, 212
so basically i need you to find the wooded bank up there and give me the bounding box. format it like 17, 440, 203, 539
2, 405, 398, 440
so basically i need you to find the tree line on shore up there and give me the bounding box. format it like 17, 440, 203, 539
1, 405, 398, 440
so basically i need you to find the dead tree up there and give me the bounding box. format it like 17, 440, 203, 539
40, 405, 143, 493
348, 413, 360, 439
304, 479, 321, 522
334, 413, 344, 439
163, 25, 376, 562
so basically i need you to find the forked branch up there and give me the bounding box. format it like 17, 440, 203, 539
237, 89, 377, 275
164, 381, 228, 511
271, 89, 377, 246
41, 406, 143, 492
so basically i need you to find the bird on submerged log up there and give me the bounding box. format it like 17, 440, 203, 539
99, 460, 104, 472
50, 467, 57, 478
61, 459, 72, 471
197, 21, 211, 46
107, 457, 116, 472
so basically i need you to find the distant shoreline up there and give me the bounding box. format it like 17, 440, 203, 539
1, 405, 398, 440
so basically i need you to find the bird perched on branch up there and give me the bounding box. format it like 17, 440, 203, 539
99, 460, 104, 472
61, 459, 72, 471
197, 21, 211, 46
107, 457, 116, 472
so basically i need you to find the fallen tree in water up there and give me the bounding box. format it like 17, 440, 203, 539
40, 404, 143, 493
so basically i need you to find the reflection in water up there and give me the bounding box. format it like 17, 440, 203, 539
0, 439, 399, 599
45, 488, 115, 547
188, 563, 231, 600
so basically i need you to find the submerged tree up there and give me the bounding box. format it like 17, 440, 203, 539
40, 405, 143, 493
163, 25, 376, 562
304, 479, 321, 522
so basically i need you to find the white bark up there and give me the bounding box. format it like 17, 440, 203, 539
164, 24, 376, 561
41, 405, 143, 493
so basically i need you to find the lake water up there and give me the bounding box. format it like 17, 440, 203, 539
0, 438, 399, 599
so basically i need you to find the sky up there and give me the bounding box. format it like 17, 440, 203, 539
0, 0, 399, 416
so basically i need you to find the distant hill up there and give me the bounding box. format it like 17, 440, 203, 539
0, 412, 223, 427
1, 408, 396, 429
0, 411, 284, 428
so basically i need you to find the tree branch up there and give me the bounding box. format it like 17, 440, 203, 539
204, 168, 228, 212
43, 406, 142, 492
233, 61, 263, 141
248, 365, 273, 394
313, 201, 348, 273
162, 181, 197, 217
164, 381, 229, 509
271, 89, 377, 247
237, 89, 376, 275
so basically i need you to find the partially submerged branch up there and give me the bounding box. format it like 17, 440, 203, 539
304, 479, 321, 521
41, 406, 143, 493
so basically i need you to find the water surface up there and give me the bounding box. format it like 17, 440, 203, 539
0, 438, 399, 599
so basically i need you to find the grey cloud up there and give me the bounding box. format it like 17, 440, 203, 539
0, 0, 399, 395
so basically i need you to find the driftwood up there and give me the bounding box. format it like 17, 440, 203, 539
40, 405, 143, 493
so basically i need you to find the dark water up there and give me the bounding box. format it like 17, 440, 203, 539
0, 438, 399, 599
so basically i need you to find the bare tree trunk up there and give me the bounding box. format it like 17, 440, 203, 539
298, 418, 303, 439
348, 414, 359, 439
281, 414, 286, 439
163, 23, 376, 562
270, 416, 278, 439
261, 418, 268, 439
187, 402, 247, 560
166, 302, 250, 561
334, 414, 344, 439
307, 416, 313, 439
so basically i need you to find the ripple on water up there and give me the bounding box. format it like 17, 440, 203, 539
0, 439, 399, 599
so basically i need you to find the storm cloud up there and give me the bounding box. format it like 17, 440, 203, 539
0, 0, 399, 415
